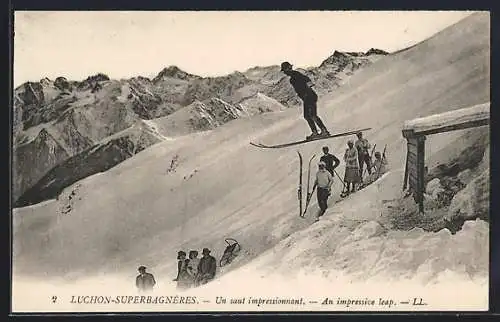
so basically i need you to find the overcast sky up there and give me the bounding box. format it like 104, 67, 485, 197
14, 11, 474, 86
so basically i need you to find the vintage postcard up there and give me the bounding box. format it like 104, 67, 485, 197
11, 11, 490, 313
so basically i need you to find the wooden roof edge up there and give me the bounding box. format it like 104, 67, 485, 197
402, 102, 490, 136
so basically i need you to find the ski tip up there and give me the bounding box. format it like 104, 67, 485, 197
250, 142, 264, 148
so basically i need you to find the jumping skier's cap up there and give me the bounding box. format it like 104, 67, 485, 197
281, 61, 292, 71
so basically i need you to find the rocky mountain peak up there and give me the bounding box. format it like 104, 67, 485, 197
332, 50, 348, 58
319, 50, 353, 68
129, 76, 152, 84
82, 73, 110, 83
32, 128, 63, 152
40, 77, 52, 86
153, 65, 199, 82
54, 76, 72, 91
37, 128, 50, 140
18, 81, 45, 106
77, 73, 110, 91
366, 48, 389, 55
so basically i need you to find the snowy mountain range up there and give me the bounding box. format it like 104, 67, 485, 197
13, 49, 388, 206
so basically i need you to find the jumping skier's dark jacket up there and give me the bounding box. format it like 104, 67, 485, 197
288, 70, 317, 101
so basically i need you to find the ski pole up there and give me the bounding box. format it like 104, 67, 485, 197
332, 168, 348, 192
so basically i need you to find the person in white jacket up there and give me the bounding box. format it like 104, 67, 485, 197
312, 161, 334, 220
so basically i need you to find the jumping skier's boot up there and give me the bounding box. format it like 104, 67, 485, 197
319, 126, 330, 137
319, 125, 330, 137
306, 132, 320, 140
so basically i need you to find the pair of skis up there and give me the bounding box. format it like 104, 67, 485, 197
251, 128, 372, 149
297, 152, 317, 218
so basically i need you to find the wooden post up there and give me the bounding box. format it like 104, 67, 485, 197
403, 151, 409, 191
416, 135, 426, 214
402, 130, 426, 214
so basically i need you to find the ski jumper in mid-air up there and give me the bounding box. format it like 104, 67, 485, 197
281, 62, 330, 140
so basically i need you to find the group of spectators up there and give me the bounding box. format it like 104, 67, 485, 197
135, 247, 218, 292
311, 131, 389, 220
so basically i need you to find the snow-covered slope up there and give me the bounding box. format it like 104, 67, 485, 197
12, 12, 489, 312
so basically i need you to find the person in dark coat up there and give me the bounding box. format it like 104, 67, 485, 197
196, 248, 217, 285
320, 146, 340, 177
281, 61, 330, 140
136, 266, 156, 292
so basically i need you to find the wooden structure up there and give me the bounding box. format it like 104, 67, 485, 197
402, 102, 490, 213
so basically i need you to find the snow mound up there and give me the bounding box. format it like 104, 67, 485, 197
341, 221, 387, 244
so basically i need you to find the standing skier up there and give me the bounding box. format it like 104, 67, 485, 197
313, 162, 334, 220
281, 61, 330, 140
355, 131, 372, 179
319, 146, 340, 177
